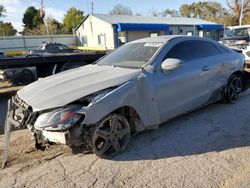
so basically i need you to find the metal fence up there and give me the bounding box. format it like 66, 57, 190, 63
0, 35, 77, 52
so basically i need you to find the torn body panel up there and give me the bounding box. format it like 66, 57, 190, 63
81, 69, 161, 128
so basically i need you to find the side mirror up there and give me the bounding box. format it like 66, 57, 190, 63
161, 58, 182, 72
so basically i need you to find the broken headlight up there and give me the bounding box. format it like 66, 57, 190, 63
34, 105, 83, 130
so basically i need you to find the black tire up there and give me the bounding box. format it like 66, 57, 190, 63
222, 74, 243, 103
90, 114, 131, 159
11, 69, 36, 86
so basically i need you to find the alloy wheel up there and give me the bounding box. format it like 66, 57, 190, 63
227, 76, 243, 102
92, 114, 130, 158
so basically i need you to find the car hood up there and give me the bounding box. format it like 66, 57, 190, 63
17, 64, 141, 112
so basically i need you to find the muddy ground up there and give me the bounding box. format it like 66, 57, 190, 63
0, 91, 250, 188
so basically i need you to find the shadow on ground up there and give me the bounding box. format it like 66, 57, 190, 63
113, 94, 250, 161
1, 91, 250, 162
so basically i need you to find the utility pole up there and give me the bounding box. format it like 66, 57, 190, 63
91, 1, 94, 14
239, 0, 245, 26
40, 0, 49, 35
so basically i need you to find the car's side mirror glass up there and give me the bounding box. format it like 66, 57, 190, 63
161, 58, 183, 73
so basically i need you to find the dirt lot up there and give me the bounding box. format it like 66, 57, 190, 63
0, 91, 250, 188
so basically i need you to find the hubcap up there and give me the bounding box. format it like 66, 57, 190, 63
93, 115, 130, 158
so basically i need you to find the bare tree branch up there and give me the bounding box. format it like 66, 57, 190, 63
243, 0, 250, 8
227, 0, 235, 10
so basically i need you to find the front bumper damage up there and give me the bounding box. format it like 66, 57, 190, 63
4, 96, 86, 154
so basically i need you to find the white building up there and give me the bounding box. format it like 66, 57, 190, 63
75, 14, 224, 50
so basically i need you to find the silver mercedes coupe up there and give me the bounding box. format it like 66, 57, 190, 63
7, 36, 245, 158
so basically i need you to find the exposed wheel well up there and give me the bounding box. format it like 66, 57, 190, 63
231, 71, 243, 78
111, 106, 144, 133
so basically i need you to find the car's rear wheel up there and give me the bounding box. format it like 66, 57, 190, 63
223, 74, 243, 103
91, 114, 131, 158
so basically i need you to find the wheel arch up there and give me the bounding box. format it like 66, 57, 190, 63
230, 70, 243, 78
108, 105, 144, 133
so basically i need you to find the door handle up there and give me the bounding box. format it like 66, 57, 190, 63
202, 66, 210, 71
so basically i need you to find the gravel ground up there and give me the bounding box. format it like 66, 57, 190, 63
0, 91, 250, 188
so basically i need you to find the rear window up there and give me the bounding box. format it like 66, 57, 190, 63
198, 41, 221, 57
216, 45, 231, 53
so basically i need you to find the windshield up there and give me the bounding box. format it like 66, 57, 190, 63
97, 42, 162, 68
227, 28, 250, 37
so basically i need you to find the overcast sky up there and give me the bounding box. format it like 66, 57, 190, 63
0, 0, 226, 32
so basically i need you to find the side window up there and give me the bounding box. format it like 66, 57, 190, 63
47, 44, 59, 51
58, 45, 69, 50
199, 41, 221, 57
98, 33, 106, 46
165, 40, 203, 61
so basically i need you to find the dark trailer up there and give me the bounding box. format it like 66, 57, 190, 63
0, 52, 105, 90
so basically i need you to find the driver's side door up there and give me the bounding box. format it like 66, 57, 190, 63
154, 40, 212, 122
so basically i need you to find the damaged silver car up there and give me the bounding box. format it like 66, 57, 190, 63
7, 36, 245, 158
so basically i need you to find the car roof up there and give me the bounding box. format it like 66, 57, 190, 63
130, 35, 214, 44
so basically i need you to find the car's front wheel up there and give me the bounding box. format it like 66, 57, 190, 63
91, 114, 131, 158
223, 74, 243, 103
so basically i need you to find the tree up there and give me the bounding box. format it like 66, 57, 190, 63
179, 4, 193, 17
0, 5, 6, 24
179, 1, 228, 24
202, 1, 228, 23
22, 6, 43, 32
135, 12, 142, 16
147, 8, 162, 17
162, 9, 180, 17
0, 22, 17, 36
226, 0, 250, 25
0, 5, 6, 18
63, 7, 84, 34
25, 17, 64, 35
0, 5, 16, 36
109, 4, 133, 15
243, 14, 250, 24
180, 2, 209, 18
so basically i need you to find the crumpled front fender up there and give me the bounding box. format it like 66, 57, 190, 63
82, 72, 161, 128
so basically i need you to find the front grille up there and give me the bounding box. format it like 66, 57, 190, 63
13, 94, 29, 110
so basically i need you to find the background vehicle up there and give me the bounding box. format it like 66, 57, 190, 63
220, 25, 250, 48
8, 36, 245, 158
29, 42, 81, 55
